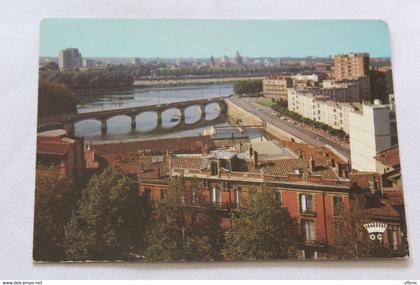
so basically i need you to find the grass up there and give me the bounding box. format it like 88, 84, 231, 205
256, 98, 275, 107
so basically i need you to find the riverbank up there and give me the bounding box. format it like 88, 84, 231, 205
133, 76, 265, 88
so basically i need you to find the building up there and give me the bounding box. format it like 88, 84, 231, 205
82, 58, 95, 68
129, 141, 352, 259
130, 57, 141, 66
36, 129, 84, 178
233, 51, 243, 65
219, 55, 229, 67
374, 146, 401, 187
209, 55, 215, 66
263, 76, 293, 101
58, 48, 82, 70
333, 53, 369, 80
320, 76, 370, 102
287, 89, 359, 134
349, 100, 392, 172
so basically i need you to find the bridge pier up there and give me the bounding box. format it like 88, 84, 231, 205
199, 105, 206, 119
178, 109, 185, 123
130, 115, 137, 133
101, 119, 107, 135
156, 112, 162, 127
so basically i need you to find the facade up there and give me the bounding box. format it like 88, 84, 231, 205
233, 51, 243, 65
58, 48, 82, 71
333, 53, 370, 80
130, 57, 141, 66
82, 58, 95, 68
287, 89, 359, 134
135, 146, 351, 259
263, 76, 293, 101
36, 129, 84, 178
349, 101, 392, 172
320, 76, 371, 102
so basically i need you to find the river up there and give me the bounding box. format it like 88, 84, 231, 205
75, 83, 262, 143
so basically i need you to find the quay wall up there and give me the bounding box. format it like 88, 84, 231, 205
225, 98, 303, 143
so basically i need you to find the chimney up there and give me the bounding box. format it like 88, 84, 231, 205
253, 150, 258, 166
309, 156, 316, 172
153, 167, 160, 178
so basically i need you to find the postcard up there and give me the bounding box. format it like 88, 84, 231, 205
34, 19, 408, 262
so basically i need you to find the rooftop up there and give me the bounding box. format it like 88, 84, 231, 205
374, 146, 400, 168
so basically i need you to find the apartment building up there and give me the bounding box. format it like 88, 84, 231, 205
59, 48, 82, 71
349, 100, 392, 172
333, 53, 370, 80
262, 76, 293, 101
288, 89, 359, 134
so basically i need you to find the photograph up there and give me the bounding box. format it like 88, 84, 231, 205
34, 19, 408, 262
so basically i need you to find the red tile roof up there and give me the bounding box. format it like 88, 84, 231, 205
366, 204, 400, 219
37, 140, 72, 155
374, 146, 400, 168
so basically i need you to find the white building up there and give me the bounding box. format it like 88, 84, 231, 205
288, 89, 358, 134
349, 100, 392, 172
59, 48, 82, 70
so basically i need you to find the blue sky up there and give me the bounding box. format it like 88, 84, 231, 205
40, 19, 390, 58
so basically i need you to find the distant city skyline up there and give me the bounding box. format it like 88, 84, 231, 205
40, 19, 391, 58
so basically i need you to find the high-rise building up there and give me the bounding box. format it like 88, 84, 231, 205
349, 100, 392, 172
130, 58, 141, 66
59, 48, 82, 70
233, 51, 243, 65
333, 53, 369, 80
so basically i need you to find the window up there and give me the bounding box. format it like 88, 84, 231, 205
274, 191, 281, 208
211, 186, 222, 207
333, 196, 344, 216
235, 187, 242, 208
211, 161, 218, 176
160, 189, 166, 200
300, 194, 314, 213
387, 226, 398, 250
143, 187, 151, 200
302, 220, 316, 241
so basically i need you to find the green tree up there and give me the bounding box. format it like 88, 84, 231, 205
145, 177, 224, 261
63, 167, 148, 261
33, 167, 79, 261
332, 191, 393, 259
223, 188, 300, 260
38, 79, 78, 117
233, 79, 263, 95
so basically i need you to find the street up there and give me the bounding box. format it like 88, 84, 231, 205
228, 95, 350, 159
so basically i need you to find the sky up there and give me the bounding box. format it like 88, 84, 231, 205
39, 19, 391, 58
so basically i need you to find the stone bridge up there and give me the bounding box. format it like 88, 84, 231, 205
38, 97, 228, 135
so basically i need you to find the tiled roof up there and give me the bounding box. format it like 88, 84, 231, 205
374, 146, 400, 168
168, 153, 340, 181
171, 156, 203, 170
101, 152, 141, 175
349, 172, 381, 189
366, 204, 400, 219
37, 140, 72, 155
138, 155, 170, 179
247, 157, 339, 180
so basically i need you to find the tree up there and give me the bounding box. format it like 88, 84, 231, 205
369, 70, 387, 103
223, 187, 300, 260
332, 190, 393, 259
145, 177, 224, 261
33, 167, 79, 261
38, 79, 78, 117
233, 79, 263, 95
63, 167, 148, 261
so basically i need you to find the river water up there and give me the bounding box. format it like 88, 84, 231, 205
75, 83, 260, 143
